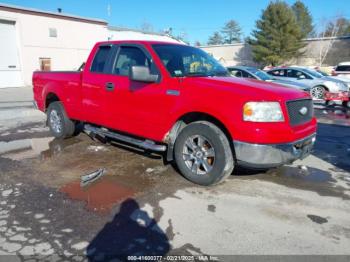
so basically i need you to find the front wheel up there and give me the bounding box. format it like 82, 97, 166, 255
310, 85, 326, 100
174, 121, 234, 186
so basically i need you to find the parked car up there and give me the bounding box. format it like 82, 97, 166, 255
332, 62, 350, 78
267, 67, 349, 99
33, 41, 317, 186
315, 68, 350, 96
227, 66, 310, 91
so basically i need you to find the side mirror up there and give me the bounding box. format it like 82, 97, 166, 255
297, 75, 306, 79
130, 66, 159, 83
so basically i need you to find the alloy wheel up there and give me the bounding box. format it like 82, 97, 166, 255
49, 109, 62, 134
182, 135, 215, 175
310, 86, 325, 99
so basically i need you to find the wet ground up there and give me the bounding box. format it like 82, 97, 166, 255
0, 104, 350, 260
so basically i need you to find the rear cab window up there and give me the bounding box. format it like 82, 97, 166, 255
90, 45, 113, 73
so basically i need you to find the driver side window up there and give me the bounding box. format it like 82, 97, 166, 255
114, 46, 151, 76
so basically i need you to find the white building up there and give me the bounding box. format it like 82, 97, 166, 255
0, 3, 179, 88
0, 3, 108, 88
108, 26, 180, 43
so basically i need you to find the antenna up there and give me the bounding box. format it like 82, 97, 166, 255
107, 4, 111, 17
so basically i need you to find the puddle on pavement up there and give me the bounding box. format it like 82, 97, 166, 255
268, 166, 336, 183
60, 175, 137, 214
259, 165, 350, 199
0, 137, 54, 160
0, 137, 82, 161
315, 107, 350, 126
40, 137, 82, 159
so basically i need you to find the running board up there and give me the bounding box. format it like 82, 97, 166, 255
84, 124, 167, 152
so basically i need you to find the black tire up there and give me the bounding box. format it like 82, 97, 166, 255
47, 101, 75, 139
343, 101, 350, 108
174, 121, 234, 186
326, 100, 335, 106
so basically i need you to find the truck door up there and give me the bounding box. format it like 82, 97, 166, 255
81, 44, 116, 125
103, 44, 178, 141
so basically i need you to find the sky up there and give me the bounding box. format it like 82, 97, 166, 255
1, 0, 350, 44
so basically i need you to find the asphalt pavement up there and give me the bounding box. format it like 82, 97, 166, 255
0, 96, 349, 261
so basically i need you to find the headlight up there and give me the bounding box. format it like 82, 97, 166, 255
243, 102, 284, 122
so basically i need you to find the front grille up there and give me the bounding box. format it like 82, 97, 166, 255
286, 99, 313, 126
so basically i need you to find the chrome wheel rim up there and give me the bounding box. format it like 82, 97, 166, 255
183, 135, 215, 175
310, 86, 325, 99
49, 110, 62, 134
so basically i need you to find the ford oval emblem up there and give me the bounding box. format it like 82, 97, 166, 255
299, 106, 308, 115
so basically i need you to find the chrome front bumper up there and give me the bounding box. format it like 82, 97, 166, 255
234, 133, 316, 169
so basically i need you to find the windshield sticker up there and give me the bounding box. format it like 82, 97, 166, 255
174, 70, 183, 76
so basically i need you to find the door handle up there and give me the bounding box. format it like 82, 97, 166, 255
105, 82, 115, 91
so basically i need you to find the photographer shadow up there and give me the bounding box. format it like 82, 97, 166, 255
86, 198, 170, 261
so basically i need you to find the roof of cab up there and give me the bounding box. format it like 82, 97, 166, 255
96, 40, 186, 46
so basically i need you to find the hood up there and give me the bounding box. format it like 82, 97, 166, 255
323, 76, 347, 83
184, 76, 310, 101
327, 76, 350, 84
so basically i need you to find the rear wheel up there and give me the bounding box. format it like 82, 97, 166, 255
310, 85, 326, 100
174, 121, 234, 186
47, 102, 76, 139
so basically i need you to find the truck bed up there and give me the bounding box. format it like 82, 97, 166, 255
32, 71, 82, 114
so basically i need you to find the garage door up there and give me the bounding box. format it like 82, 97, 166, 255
0, 20, 23, 88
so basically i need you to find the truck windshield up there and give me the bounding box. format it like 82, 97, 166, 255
152, 44, 229, 77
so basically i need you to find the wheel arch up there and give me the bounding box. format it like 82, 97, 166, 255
45, 92, 61, 111
165, 111, 234, 162
312, 84, 329, 91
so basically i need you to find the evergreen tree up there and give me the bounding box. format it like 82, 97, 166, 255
292, 0, 315, 38
207, 32, 224, 45
249, 1, 305, 66
221, 20, 242, 43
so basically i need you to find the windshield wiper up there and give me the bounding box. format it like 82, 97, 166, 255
214, 71, 230, 77
185, 71, 229, 77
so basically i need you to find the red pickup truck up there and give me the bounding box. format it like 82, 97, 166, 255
33, 40, 317, 186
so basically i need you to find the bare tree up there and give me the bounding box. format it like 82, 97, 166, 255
140, 20, 154, 32
317, 17, 341, 67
